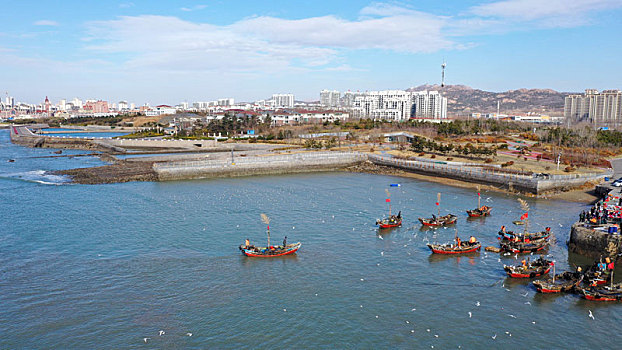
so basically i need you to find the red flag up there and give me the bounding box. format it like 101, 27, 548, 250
435, 202, 439, 206
477, 193, 480, 196
386, 198, 391, 203
520, 212, 528, 220
550, 261, 554, 266
267, 225, 270, 230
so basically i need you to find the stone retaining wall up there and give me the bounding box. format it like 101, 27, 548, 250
568, 223, 622, 261
155, 152, 367, 180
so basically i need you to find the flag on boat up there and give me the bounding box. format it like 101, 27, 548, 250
386, 198, 391, 202
520, 212, 528, 220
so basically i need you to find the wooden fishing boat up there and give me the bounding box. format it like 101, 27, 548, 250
419, 214, 457, 227
504, 257, 552, 278
240, 213, 301, 258
500, 238, 549, 254
376, 214, 402, 229
427, 241, 481, 254
467, 206, 492, 217
377, 190, 401, 229
513, 220, 525, 225
239, 242, 301, 257
581, 284, 622, 301
498, 227, 551, 242
420, 192, 456, 227
466, 188, 491, 217
583, 260, 613, 286
532, 271, 583, 293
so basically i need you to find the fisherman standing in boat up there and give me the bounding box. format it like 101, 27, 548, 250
283, 236, 287, 247
456, 237, 462, 248
469, 236, 477, 245
245, 238, 250, 248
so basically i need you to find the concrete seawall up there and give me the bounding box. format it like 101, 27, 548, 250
155, 152, 367, 181
568, 223, 622, 261
368, 154, 610, 195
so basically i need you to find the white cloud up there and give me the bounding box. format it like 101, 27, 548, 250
181, 4, 207, 12
470, 0, 622, 23
34, 20, 59, 26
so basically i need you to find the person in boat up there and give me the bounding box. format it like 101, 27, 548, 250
245, 238, 250, 248
397, 211, 402, 219
456, 237, 462, 248
521, 259, 527, 268
431, 214, 437, 224
469, 236, 477, 245
500, 225, 506, 233
283, 236, 287, 247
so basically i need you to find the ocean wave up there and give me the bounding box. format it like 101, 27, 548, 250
0, 170, 71, 185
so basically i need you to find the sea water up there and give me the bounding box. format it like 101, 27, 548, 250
0, 129, 618, 349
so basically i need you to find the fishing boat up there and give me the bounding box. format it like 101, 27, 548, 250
376, 189, 402, 229
239, 242, 302, 257
581, 284, 622, 301
377, 212, 402, 229
532, 271, 583, 293
497, 227, 551, 242
583, 259, 613, 286
503, 257, 552, 278
239, 214, 301, 258
428, 230, 480, 254
419, 214, 457, 227
419, 192, 457, 227
467, 206, 492, 217
427, 241, 481, 254
466, 187, 492, 217
500, 238, 549, 254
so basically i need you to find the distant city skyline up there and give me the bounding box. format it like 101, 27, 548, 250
1, 0, 621, 105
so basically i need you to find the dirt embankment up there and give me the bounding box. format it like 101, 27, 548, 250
56, 161, 157, 184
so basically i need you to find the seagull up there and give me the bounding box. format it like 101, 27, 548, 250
283, 308, 287, 312
434, 334, 439, 338
522, 292, 529, 297
406, 321, 410, 324
159, 330, 165, 336
381, 251, 384, 256
360, 278, 365, 281
427, 329, 431, 332
492, 334, 497, 340
378, 235, 384, 240
411, 308, 417, 311
476, 301, 480, 307
292, 226, 295, 229
468, 312, 472, 318
532, 321, 536, 324
315, 293, 318, 296
508, 314, 516, 318
411, 330, 415, 333
589, 310, 595, 320
376, 315, 379, 318
525, 301, 531, 305
186, 332, 193, 337
360, 305, 363, 308
505, 288, 511, 292
143, 338, 150, 343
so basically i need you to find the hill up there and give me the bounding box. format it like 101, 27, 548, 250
408, 84, 572, 116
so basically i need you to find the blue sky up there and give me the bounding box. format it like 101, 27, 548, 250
1, 0, 621, 105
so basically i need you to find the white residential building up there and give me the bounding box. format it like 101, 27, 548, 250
272, 94, 295, 108
351, 90, 447, 121
564, 89, 622, 126
320, 90, 341, 107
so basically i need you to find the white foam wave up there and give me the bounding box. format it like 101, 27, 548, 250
0, 170, 71, 185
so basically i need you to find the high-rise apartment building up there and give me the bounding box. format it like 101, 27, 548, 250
352, 90, 447, 121
272, 94, 295, 108
564, 89, 622, 126
320, 90, 341, 107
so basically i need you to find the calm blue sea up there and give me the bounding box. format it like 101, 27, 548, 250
1, 129, 619, 349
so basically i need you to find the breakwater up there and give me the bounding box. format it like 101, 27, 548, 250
154, 151, 367, 181
368, 154, 610, 195
568, 223, 622, 261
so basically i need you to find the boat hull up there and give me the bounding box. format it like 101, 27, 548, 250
427, 243, 481, 254
506, 267, 551, 278
240, 243, 301, 257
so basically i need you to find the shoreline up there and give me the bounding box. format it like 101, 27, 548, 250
344, 161, 600, 203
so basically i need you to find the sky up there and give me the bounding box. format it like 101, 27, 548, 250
1, 0, 621, 105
